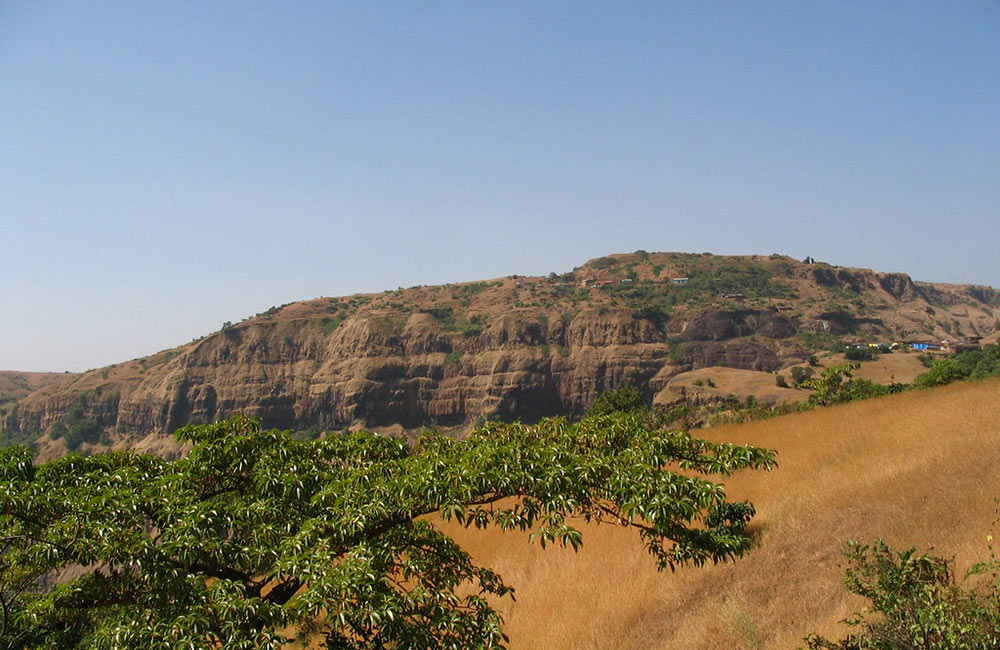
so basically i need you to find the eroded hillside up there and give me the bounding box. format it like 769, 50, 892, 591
3, 252, 998, 454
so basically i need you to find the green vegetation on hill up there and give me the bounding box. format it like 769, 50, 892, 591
915, 343, 1000, 389
0, 426, 38, 450
48, 404, 103, 451
802, 363, 900, 406
586, 385, 645, 416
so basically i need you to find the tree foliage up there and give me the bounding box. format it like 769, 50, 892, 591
802, 364, 891, 406
586, 385, 646, 416
1, 413, 774, 649
790, 366, 815, 387
843, 347, 879, 362
914, 344, 1000, 389
48, 405, 102, 451
804, 541, 1000, 650
802, 364, 860, 405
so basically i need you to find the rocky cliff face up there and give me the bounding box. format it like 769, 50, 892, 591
4, 252, 998, 451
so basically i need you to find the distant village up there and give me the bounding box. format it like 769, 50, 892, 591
845, 338, 982, 353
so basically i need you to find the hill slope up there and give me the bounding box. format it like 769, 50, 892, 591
441, 376, 1000, 649
3, 252, 998, 452
0, 371, 77, 405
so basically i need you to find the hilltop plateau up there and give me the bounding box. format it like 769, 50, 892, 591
2, 252, 998, 455
0, 371, 77, 405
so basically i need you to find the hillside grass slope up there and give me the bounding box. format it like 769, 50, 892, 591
442, 376, 1000, 649
0, 371, 76, 404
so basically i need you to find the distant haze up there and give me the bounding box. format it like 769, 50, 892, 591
1, 3, 997, 371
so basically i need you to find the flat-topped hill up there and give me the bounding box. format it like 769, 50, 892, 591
2, 252, 997, 456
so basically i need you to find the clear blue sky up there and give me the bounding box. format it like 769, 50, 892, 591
2, 2, 998, 372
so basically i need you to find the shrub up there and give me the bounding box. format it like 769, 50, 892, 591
803, 364, 890, 406
51, 405, 101, 451
636, 305, 670, 331
791, 366, 815, 387
837, 378, 890, 402
462, 314, 486, 336
426, 307, 457, 330
320, 314, 345, 333
915, 358, 968, 388
667, 338, 687, 364
844, 347, 878, 361
914, 344, 1000, 389
803, 540, 1000, 649
587, 386, 645, 416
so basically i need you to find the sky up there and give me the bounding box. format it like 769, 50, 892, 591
2, 2, 998, 372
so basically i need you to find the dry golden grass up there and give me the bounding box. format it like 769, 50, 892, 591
821, 351, 930, 385
658, 367, 806, 406
440, 377, 1000, 649
0, 370, 76, 402
658, 351, 930, 409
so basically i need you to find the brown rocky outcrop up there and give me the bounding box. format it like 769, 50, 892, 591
667, 309, 797, 341
878, 273, 919, 300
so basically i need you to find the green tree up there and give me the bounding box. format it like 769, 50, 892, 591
1, 413, 774, 649
844, 347, 878, 362
802, 363, 861, 405
790, 366, 815, 387
803, 541, 1000, 649
48, 405, 102, 451
801, 363, 890, 406
835, 378, 890, 403
913, 343, 1000, 388
913, 343, 1000, 389
914, 357, 969, 389
587, 385, 645, 416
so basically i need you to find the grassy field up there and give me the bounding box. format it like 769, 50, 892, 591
440, 376, 1000, 649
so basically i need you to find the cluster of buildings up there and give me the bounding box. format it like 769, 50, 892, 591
845, 337, 982, 352
907, 337, 981, 351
